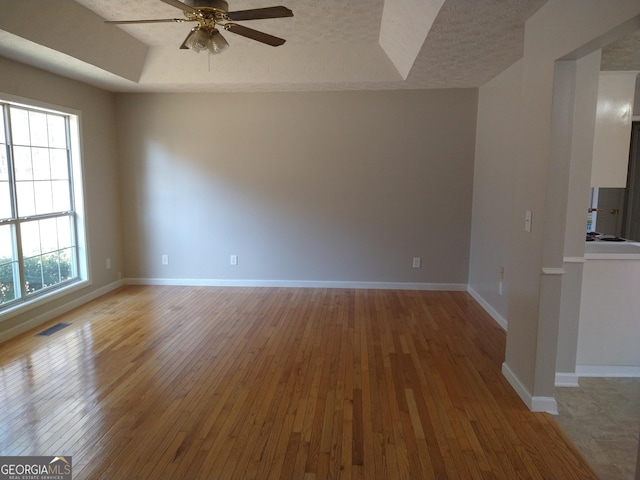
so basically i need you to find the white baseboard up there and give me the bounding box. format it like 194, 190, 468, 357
555, 366, 640, 385
555, 372, 580, 387
502, 362, 558, 414
531, 396, 559, 415
125, 278, 468, 291
0, 280, 125, 343
466, 286, 508, 330
575, 365, 640, 377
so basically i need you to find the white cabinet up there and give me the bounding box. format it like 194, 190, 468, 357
590, 71, 638, 188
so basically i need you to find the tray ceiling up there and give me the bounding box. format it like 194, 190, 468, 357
0, 0, 637, 93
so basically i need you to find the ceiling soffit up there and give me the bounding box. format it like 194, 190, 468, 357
379, 0, 446, 79
0, 0, 147, 82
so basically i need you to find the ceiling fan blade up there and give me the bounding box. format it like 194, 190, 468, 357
179, 29, 194, 49
105, 18, 188, 24
160, 0, 200, 15
225, 6, 293, 21
226, 24, 286, 46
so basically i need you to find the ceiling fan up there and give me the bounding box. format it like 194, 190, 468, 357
106, 0, 293, 55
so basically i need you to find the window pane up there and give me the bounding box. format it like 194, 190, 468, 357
9, 108, 30, 145
32, 147, 51, 180
0, 224, 17, 304
0, 261, 18, 304
0, 146, 8, 181
13, 146, 32, 181
47, 115, 66, 148
0, 111, 5, 144
50, 149, 69, 180
52, 180, 71, 212
41, 252, 61, 287
16, 182, 35, 217
56, 216, 72, 250
24, 254, 43, 294
0, 182, 11, 219
59, 247, 75, 280
29, 111, 48, 147
40, 217, 58, 254
0, 224, 14, 260
34, 181, 54, 215
20, 220, 41, 257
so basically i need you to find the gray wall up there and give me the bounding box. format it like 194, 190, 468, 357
469, 59, 522, 326
116, 90, 478, 286
0, 57, 124, 340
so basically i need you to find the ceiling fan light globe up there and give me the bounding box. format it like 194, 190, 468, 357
186, 28, 210, 53
208, 30, 229, 54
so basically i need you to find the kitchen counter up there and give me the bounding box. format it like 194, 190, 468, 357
576, 241, 640, 375
584, 241, 640, 260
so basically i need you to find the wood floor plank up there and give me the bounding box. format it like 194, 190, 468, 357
0, 286, 600, 479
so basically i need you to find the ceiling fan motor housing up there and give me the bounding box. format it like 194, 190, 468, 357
184, 0, 229, 11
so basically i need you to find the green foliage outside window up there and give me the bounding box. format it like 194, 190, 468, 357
0, 252, 73, 304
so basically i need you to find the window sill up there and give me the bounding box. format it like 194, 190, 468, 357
0, 278, 91, 322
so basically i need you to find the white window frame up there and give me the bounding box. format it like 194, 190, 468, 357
0, 93, 89, 319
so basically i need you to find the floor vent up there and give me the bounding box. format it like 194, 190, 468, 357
36, 322, 71, 337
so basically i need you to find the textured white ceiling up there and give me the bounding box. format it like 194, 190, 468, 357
0, 0, 637, 92
601, 30, 640, 71
77, 0, 384, 47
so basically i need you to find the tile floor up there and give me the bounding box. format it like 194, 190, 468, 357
554, 377, 640, 480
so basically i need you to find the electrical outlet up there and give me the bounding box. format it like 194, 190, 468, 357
106, 258, 111, 270
525, 210, 532, 233
230, 255, 238, 266
498, 281, 503, 296
412, 257, 421, 268
161, 254, 169, 265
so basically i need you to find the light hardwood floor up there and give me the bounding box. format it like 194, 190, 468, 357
0, 286, 597, 479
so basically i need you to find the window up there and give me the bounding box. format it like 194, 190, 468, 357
0, 98, 87, 312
